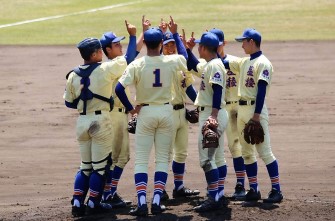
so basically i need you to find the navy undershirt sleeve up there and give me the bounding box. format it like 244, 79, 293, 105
173, 33, 188, 60
222, 58, 230, 70
115, 82, 133, 111
186, 49, 199, 72
255, 80, 267, 114
212, 84, 222, 110
125, 35, 137, 64
186, 85, 197, 102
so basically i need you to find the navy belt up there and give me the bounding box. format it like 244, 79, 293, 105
80, 110, 102, 115
173, 104, 185, 110
198, 107, 206, 111
116, 107, 128, 114
239, 100, 255, 105
226, 101, 238, 105
142, 102, 169, 106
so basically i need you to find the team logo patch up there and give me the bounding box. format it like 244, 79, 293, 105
211, 72, 222, 82
262, 70, 270, 79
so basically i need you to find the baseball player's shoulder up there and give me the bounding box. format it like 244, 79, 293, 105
102, 56, 127, 68
257, 54, 273, 69
226, 54, 240, 62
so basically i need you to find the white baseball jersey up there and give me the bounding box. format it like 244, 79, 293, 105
228, 54, 273, 100
119, 54, 187, 104
224, 54, 240, 102
194, 58, 227, 108
64, 56, 127, 113
171, 71, 194, 105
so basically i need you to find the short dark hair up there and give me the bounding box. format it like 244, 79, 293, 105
200, 44, 218, 54
144, 40, 161, 50
247, 38, 261, 47
102, 43, 111, 57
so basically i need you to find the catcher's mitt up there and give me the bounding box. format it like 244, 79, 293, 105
202, 120, 219, 148
127, 115, 137, 134
185, 108, 199, 123
243, 119, 264, 145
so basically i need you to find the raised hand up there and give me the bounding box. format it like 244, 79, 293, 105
159, 18, 168, 33
142, 15, 151, 32
125, 20, 136, 36
168, 15, 177, 34
186, 31, 196, 50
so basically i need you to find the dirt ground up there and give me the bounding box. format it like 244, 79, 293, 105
0, 41, 335, 221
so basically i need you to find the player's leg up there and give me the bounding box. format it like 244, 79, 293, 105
86, 113, 114, 214
103, 111, 130, 207
226, 104, 246, 200
151, 105, 174, 214
237, 106, 261, 202
71, 117, 91, 217
172, 108, 200, 198
214, 108, 228, 205
129, 107, 156, 216
194, 108, 222, 212
255, 107, 283, 203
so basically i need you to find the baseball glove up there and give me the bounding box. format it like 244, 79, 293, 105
243, 119, 264, 145
202, 120, 219, 148
127, 115, 137, 134
185, 108, 199, 123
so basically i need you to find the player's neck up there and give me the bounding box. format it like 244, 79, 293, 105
146, 48, 161, 56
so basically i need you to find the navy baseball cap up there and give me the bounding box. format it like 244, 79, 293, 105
235, 28, 262, 43
163, 31, 175, 45
77, 37, 101, 51
100, 32, 125, 48
194, 32, 219, 47
209, 28, 224, 45
144, 28, 163, 42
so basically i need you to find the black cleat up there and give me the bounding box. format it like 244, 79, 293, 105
173, 187, 200, 198
232, 183, 246, 201
85, 202, 113, 215
194, 197, 223, 212
263, 188, 283, 203
129, 204, 148, 217
151, 203, 166, 215
245, 188, 261, 202
161, 190, 170, 201
102, 193, 130, 208
219, 195, 229, 207
72, 205, 86, 217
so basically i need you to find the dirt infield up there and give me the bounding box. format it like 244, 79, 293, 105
0, 41, 334, 221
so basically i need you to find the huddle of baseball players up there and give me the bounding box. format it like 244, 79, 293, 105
63, 15, 283, 217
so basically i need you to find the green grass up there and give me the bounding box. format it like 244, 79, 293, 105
0, 0, 334, 45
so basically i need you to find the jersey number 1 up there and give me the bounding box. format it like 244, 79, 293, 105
153, 69, 162, 87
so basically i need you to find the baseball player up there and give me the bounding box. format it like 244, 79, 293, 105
64, 38, 123, 216
160, 17, 200, 200
210, 28, 247, 200
186, 32, 229, 212
115, 27, 188, 216
98, 20, 138, 208
223, 28, 283, 203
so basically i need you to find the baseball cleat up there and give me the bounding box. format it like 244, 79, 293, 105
219, 195, 229, 207
151, 203, 166, 215
129, 204, 148, 217
194, 197, 223, 212
245, 188, 261, 202
85, 202, 113, 215
263, 188, 283, 203
161, 190, 170, 201
172, 187, 200, 198
71, 205, 86, 217
232, 183, 246, 201
102, 192, 131, 208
